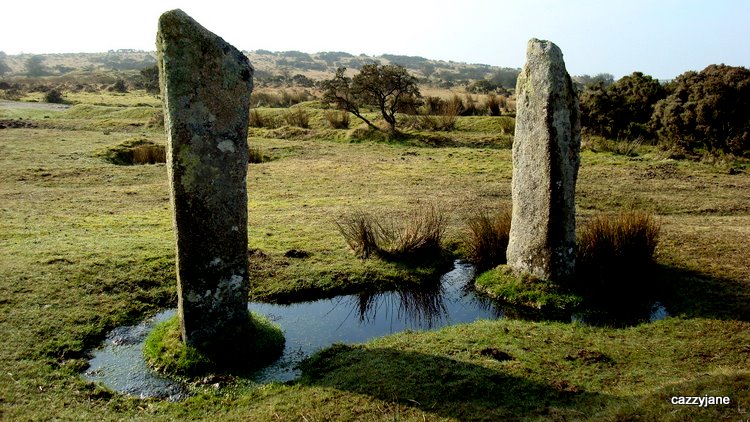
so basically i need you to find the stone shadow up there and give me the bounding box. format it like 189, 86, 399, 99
298, 344, 614, 420
569, 262, 750, 326
654, 264, 750, 322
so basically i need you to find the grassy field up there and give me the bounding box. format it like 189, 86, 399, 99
1, 91, 749, 420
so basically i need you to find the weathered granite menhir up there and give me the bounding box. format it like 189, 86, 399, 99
157, 9, 253, 350
506, 38, 581, 283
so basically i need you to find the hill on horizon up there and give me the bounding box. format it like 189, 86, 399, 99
0, 49, 522, 91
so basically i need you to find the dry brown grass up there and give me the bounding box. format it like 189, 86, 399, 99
283, 107, 310, 128
324, 109, 350, 129
576, 211, 661, 282
336, 204, 447, 261
465, 207, 512, 271
334, 210, 381, 259
131, 144, 166, 165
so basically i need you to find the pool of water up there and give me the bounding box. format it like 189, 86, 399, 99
83, 261, 497, 397
82, 260, 669, 398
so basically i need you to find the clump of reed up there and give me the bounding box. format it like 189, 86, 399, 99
336, 204, 447, 261
464, 207, 512, 271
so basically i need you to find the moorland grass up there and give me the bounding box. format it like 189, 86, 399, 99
464, 207, 512, 271
1, 96, 749, 420
143, 312, 284, 376
336, 203, 447, 262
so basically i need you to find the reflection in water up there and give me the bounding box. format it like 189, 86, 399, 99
354, 283, 448, 328
84, 260, 496, 395
249, 260, 497, 382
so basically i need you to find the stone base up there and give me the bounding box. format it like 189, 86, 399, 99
144, 311, 285, 376
474, 265, 582, 312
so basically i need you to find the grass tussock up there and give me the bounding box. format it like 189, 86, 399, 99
465, 207, 512, 271
248, 145, 270, 164
283, 107, 310, 128
249, 109, 278, 129
98, 138, 165, 165
336, 204, 447, 261
324, 109, 350, 129
576, 211, 661, 296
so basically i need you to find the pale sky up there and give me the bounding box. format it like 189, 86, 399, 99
1, 0, 748, 80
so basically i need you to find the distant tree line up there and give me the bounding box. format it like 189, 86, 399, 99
579, 65, 750, 156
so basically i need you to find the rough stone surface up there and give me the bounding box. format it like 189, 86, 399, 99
506, 39, 581, 282
157, 9, 253, 349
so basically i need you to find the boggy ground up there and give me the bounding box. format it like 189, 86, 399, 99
1, 92, 749, 420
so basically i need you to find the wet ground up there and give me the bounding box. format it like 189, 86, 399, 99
83, 261, 669, 399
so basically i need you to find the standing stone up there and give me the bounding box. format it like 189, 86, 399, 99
506, 39, 581, 282
157, 9, 253, 349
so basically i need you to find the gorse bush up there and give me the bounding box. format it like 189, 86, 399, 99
651, 64, 750, 156
44, 89, 64, 104
579, 72, 666, 141
465, 208, 512, 271
336, 204, 447, 261
576, 211, 660, 290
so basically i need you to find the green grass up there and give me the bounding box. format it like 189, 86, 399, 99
1, 97, 749, 420
143, 312, 284, 376
475, 266, 583, 312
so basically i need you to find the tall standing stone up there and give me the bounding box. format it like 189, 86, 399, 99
157, 9, 253, 349
506, 39, 581, 282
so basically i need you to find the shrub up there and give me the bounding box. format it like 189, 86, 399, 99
44, 89, 64, 104
325, 109, 350, 129
111, 79, 128, 93
411, 100, 459, 131
382, 204, 447, 259
576, 211, 660, 291
422, 96, 443, 115
651, 64, 750, 156
336, 204, 447, 261
146, 110, 164, 129
580, 72, 666, 140
251, 89, 316, 108
465, 208, 512, 271
462, 93, 479, 116
283, 107, 309, 128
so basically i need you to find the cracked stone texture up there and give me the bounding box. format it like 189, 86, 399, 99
157, 9, 253, 349
506, 38, 581, 282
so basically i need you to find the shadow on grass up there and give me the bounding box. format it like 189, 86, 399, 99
298, 344, 613, 420
567, 262, 750, 326
654, 264, 750, 322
